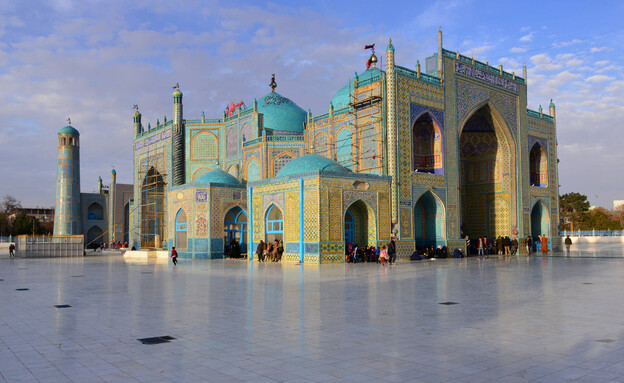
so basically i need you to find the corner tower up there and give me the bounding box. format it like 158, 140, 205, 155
108, 168, 117, 243
53, 122, 81, 235
172, 84, 185, 186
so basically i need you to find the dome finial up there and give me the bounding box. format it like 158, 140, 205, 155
67, 116, 71, 126
270, 73, 277, 92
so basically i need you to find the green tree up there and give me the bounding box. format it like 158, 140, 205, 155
0, 195, 22, 236
11, 212, 44, 236
560, 192, 590, 214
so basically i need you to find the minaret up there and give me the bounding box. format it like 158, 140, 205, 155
53, 120, 81, 236
549, 99, 556, 121
172, 84, 185, 186
98, 176, 103, 194
108, 168, 116, 243
133, 106, 142, 136
437, 27, 443, 78
386, 39, 399, 232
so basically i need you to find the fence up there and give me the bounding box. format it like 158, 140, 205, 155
0, 236, 13, 243
560, 230, 624, 237
15, 235, 84, 257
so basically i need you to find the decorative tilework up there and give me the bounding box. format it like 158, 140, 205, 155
304, 243, 319, 254
303, 188, 319, 241
395, 241, 414, 260
528, 135, 548, 156
400, 207, 412, 238
196, 217, 208, 236
343, 190, 377, 216
284, 191, 299, 242
262, 193, 284, 213
328, 189, 342, 241
252, 196, 262, 240
456, 80, 517, 136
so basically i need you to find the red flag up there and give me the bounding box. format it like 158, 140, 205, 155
365, 43, 375, 50
366, 58, 372, 69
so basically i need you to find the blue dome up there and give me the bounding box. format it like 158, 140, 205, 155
256, 91, 306, 133
277, 154, 352, 177
330, 68, 381, 109
58, 125, 79, 135
193, 168, 243, 186
111, 169, 116, 175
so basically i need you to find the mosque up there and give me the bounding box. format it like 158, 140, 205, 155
128, 29, 561, 261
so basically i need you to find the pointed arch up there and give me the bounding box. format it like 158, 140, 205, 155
265, 204, 283, 242
272, 151, 295, 177
141, 166, 165, 248
413, 112, 443, 174
344, 199, 377, 247
413, 190, 446, 247
191, 131, 219, 160
529, 142, 548, 187
224, 206, 247, 256
226, 127, 238, 157
245, 157, 260, 183
87, 202, 104, 220
313, 131, 330, 158
531, 200, 550, 238
175, 208, 188, 250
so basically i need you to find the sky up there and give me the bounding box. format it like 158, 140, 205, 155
0, 0, 623, 209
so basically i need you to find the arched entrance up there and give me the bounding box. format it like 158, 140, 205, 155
86, 226, 104, 249
265, 204, 283, 242
531, 201, 550, 239
224, 206, 247, 256
529, 142, 548, 187
141, 167, 165, 248
414, 191, 445, 247
87, 202, 104, 220
175, 209, 187, 250
459, 104, 515, 238
413, 113, 443, 174
344, 200, 376, 248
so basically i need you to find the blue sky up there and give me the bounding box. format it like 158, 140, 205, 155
1, 0, 623, 209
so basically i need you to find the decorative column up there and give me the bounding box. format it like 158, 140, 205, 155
386, 39, 399, 228
172, 84, 185, 186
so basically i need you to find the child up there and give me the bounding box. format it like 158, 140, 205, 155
170, 246, 178, 265
380, 245, 387, 266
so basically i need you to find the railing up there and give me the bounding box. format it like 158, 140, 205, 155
0, 236, 13, 243
358, 74, 381, 87
527, 109, 554, 122
395, 65, 441, 85
561, 230, 624, 237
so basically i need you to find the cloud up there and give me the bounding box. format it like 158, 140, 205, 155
529, 53, 562, 71
510, 47, 526, 54
590, 46, 607, 53
586, 75, 615, 83
519, 32, 534, 42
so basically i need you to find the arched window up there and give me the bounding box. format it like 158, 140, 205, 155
224, 206, 248, 255
175, 209, 188, 250
336, 128, 353, 170
69, 137, 75, 146
529, 142, 548, 187
226, 128, 238, 157
191, 132, 219, 160
87, 202, 104, 220
265, 204, 283, 242
241, 123, 252, 143
62, 137, 67, 146
413, 113, 443, 174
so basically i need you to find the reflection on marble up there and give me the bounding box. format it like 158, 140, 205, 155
1, 247, 624, 382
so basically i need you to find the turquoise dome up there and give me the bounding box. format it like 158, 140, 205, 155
193, 168, 242, 186
111, 169, 116, 175
256, 91, 306, 133
277, 154, 352, 177
330, 68, 381, 109
58, 125, 79, 135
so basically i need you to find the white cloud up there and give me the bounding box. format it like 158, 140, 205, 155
586, 75, 615, 83
590, 46, 607, 53
519, 32, 534, 42
510, 47, 526, 54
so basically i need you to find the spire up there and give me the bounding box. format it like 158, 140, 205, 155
270, 74, 277, 92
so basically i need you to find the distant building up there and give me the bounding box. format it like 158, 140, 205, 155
10, 207, 55, 222
614, 200, 624, 210
53, 125, 133, 246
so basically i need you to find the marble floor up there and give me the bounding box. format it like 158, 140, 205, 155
1, 246, 624, 382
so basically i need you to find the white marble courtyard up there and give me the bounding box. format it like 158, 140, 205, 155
1, 246, 624, 382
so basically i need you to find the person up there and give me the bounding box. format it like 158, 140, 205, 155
504, 236, 511, 255
9, 243, 15, 257
256, 240, 265, 262
410, 248, 421, 261
230, 239, 240, 259
170, 246, 178, 265
388, 237, 396, 264
497, 236, 504, 255
541, 234, 548, 254
452, 248, 462, 258
511, 237, 518, 255
375, 246, 380, 263
465, 236, 471, 255
266, 241, 274, 261
352, 244, 359, 263
526, 236, 532, 255
271, 239, 279, 262
380, 245, 387, 265
477, 237, 484, 259
276, 240, 284, 262
564, 235, 572, 255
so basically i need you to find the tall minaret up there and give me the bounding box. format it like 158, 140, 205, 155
386, 39, 399, 233
133, 106, 142, 137
172, 84, 185, 186
53, 120, 81, 236
108, 168, 117, 243
437, 27, 443, 78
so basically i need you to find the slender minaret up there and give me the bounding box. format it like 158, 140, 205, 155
172, 84, 185, 186
386, 39, 399, 231
133, 106, 142, 136
437, 27, 443, 78
53, 121, 81, 236
549, 99, 556, 121
108, 168, 117, 243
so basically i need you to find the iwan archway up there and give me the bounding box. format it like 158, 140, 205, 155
531, 201, 550, 239
344, 200, 376, 248
414, 191, 445, 247
459, 103, 516, 239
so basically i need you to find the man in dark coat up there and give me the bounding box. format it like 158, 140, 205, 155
388, 237, 396, 264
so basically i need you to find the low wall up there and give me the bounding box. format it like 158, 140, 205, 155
563, 236, 624, 245
15, 235, 84, 257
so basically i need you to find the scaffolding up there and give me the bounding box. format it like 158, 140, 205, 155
137, 154, 168, 249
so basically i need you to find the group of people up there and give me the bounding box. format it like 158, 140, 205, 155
225, 239, 242, 259
255, 239, 284, 262
467, 234, 550, 257
345, 237, 397, 265
8, 243, 15, 257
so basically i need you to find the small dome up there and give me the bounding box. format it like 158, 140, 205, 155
58, 125, 79, 135
173, 89, 182, 97
256, 91, 306, 133
277, 154, 352, 177
111, 169, 116, 175
193, 168, 243, 186
133, 111, 141, 117
549, 99, 555, 108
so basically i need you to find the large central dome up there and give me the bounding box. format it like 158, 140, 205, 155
256, 91, 306, 134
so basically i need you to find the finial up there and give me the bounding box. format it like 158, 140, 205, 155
133, 104, 138, 112
67, 117, 71, 125
269, 74, 277, 92
172, 82, 179, 90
